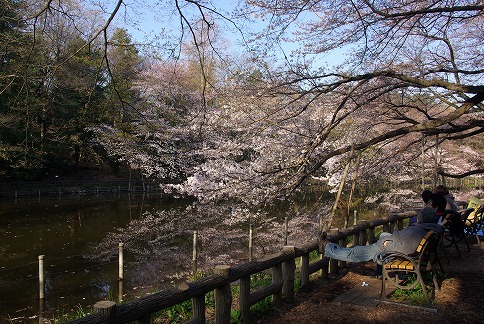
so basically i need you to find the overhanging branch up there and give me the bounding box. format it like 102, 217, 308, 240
284, 91, 484, 193
438, 169, 484, 179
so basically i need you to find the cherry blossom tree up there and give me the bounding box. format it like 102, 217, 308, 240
236, 0, 483, 189
9, 1, 482, 215
87, 2, 483, 215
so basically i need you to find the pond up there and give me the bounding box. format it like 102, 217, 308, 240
0, 189, 392, 323
0, 194, 200, 322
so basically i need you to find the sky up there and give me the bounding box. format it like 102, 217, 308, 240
109, 1, 245, 48
104, 0, 347, 69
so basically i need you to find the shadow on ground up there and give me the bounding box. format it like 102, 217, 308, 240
259, 238, 484, 324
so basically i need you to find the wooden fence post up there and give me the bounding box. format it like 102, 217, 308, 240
321, 253, 329, 279
93, 301, 116, 322
272, 263, 283, 307
329, 229, 339, 274
367, 227, 376, 244
214, 265, 232, 324
352, 230, 360, 247
389, 220, 396, 233
282, 246, 296, 303
179, 282, 205, 323
192, 294, 205, 323
338, 233, 347, 269
383, 222, 391, 233
239, 276, 251, 323
358, 221, 368, 246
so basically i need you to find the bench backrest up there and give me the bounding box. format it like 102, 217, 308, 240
416, 230, 435, 254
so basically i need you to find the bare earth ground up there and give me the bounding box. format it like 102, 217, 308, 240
258, 238, 484, 324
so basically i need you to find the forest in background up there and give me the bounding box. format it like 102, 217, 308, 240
1, 1, 483, 219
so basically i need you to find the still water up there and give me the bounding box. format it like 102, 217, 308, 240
0, 194, 197, 322
1, 189, 369, 323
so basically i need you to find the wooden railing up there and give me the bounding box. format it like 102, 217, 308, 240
67, 211, 416, 324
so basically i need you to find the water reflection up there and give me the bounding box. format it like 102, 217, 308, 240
0, 191, 382, 322
0, 194, 193, 322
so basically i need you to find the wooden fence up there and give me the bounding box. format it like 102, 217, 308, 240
0, 179, 166, 199
66, 211, 416, 324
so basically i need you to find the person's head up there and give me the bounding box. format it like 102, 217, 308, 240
417, 206, 437, 223
435, 184, 450, 196
431, 193, 447, 213
421, 190, 434, 205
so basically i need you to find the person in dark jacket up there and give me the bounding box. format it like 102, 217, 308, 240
435, 184, 459, 212
409, 191, 446, 225
319, 207, 443, 264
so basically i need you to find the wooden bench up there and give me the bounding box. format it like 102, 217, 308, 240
379, 230, 442, 305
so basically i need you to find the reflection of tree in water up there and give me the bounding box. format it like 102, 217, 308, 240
82, 190, 419, 295
85, 202, 321, 288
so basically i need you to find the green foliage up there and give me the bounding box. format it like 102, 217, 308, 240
308, 249, 320, 262
346, 235, 353, 246
164, 300, 193, 323
49, 305, 87, 323
249, 296, 274, 320
107, 286, 116, 302
391, 278, 428, 305
151, 299, 193, 323
391, 271, 446, 305
293, 276, 302, 291
205, 290, 215, 309
0, 3, 142, 180
230, 309, 241, 323
0, 147, 46, 180
435, 271, 447, 283
152, 271, 279, 323
374, 227, 384, 238
250, 271, 272, 288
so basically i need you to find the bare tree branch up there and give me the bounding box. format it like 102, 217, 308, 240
438, 169, 484, 178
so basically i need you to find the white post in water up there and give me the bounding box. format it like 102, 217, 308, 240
192, 230, 198, 274
118, 279, 124, 303
38, 255, 45, 299
118, 243, 124, 281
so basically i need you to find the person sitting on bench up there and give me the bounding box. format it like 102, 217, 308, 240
318, 207, 444, 264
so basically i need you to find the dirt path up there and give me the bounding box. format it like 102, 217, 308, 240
258, 239, 484, 324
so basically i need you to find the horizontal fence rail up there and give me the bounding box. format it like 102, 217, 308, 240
66, 211, 417, 324
0, 179, 169, 199
305, 177, 484, 193
3, 176, 482, 199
